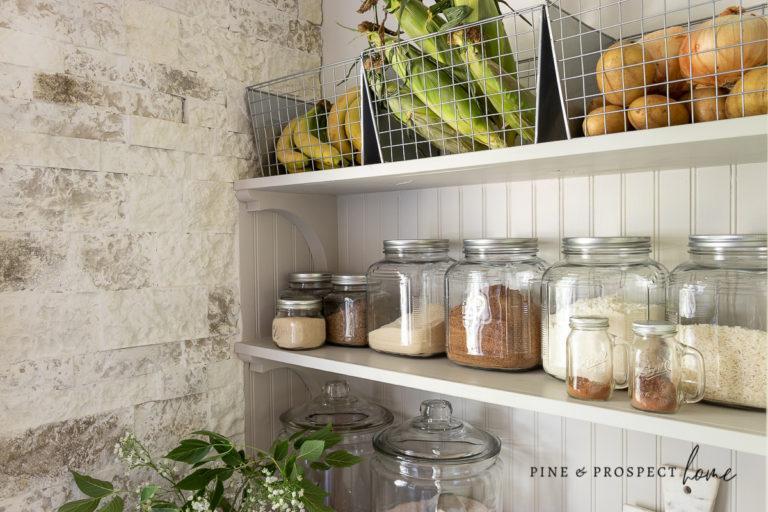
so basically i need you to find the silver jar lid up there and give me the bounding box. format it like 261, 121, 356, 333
383, 239, 449, 254
463, 238, 538, 254
563, 237, 651, 255
569, 316, 609, 329
632, 320, 677, 336
276, 298, 322, 311
332, 274, 367, 286
688, 234, 767, 254
288, 272, 332, 283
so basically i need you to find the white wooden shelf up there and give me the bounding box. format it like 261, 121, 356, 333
235, 339, 766, 456
236, 117, 767, 196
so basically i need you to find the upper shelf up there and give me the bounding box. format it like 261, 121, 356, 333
236, 117, 767, 196
235, 339, 766, 456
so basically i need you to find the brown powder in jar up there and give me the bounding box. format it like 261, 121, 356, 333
448, 284, 541, 370
631, 374, 678, 413
567, 376, 612, 400
325, 299, 367, 346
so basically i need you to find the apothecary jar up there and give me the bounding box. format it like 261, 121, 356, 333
280, 380, 394, 512
541, 237, 668, 380
366, 240, 454, 357
667, 234, 767, 409
446, 238, 548, 370
371, 399, 503, 512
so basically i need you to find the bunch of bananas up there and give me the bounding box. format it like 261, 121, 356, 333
275, 90, 363, 173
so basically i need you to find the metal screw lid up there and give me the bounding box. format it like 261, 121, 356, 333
332, 274, 367, 286
288, 272, 332, 283
563, 237, 651, 255
688, 234, 767, 254
276, 298, 322, 311
632, 320, 678, 336
463, 238, 538, 254
383, 239, 450, 254
569, 316, 609, 329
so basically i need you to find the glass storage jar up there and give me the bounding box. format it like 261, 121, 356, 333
541, 237, 668, 380
446, 238, 547, 370
281, 380, 394, 512
667, 234, 767, 409
566, 316, 628, 401
280, 272, 332, 299
628, 321, 705, 414
272, 298, 325, 350
324, 275, 368, 347
371, 399, 502, 512
366, 240, 454, 357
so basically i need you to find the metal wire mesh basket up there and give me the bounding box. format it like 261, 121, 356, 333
546, 0, 768, 138
246, 57, 368, 176
361, 5, 546, 163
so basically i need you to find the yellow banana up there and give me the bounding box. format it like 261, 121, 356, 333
275, 117, 309, 173
345, 95, 363, 164
327, 89, 357, 158
293, 101, 345, 169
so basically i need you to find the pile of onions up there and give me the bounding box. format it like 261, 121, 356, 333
679, 7, 768, 87
642, 26, 689, 97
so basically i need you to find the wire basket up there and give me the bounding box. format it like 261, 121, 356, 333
361, 5, 548, 163
246, 57, 370, 176
546, 0, 768, 138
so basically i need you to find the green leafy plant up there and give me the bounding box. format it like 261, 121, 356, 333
58, 426, 361, 512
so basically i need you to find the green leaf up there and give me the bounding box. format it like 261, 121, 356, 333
58, 499, 101, 512
140, 485, 159, 502
309, 461, 330, 471
297, 440, 324, 462
175, 468, 220, 490
165, 439, 210, 464
150, 500, 179, 512
299, 426, 342, 450
271, 439, 289, 461
71, 471, 114, 498
324, 450, 362, 468
209, 479, 224, 510
98, 496, 124, 512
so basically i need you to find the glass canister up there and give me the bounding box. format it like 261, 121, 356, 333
541, 237, 668, 380
628, 321, 705, 414
281, 380, 394, 512
371, 399, 502, 512
446, 238, 547, 370
566, 316, 628, 401
280, 272, 333, 299
366, 240, 454, 357
324, 275, 368, 347
667, 234, 767, 409
272, 298, 326, 350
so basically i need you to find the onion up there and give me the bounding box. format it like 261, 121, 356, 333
680, 87, 728, 122
642, 26, 690, 98
596, 42, 657, 106
726, 67, 768, 117
679, 7, 768, 87
583, 105, 628, 136
627, 95, 690, 130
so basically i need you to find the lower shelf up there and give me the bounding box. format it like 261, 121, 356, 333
235, 339, 766, 456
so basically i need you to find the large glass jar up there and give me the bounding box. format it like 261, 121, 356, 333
371, 399, 502, 512
541, 237, 668, 380
324, 275, 368, 347
280, 272, 332, 299
667, 234, 767, 409
280, 380, 394, 512
446, 238, 547, 370
272, 298, 325, 350
366, 240, 454, 357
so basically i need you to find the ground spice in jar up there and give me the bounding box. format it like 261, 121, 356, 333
631, 374, 678, 413
448, 284, 541, 370
567, 376, 612, 400
325, 299, 367, 346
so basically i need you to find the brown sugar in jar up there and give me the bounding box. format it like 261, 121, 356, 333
631, 374, 679, 413
567, 376, 613, 401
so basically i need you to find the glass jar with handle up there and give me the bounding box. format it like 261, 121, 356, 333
566, 316, 628, 401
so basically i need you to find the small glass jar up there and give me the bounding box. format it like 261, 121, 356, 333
324, 275, 368, 347
541, 237, 668, 380
446, 238, 547, 370
628, 321, 705, 414
566, 316, 628, 401
371, 399, 502, 512
366, 240, 454, 357
272, 298, 325, 350
280, 272, 333, 299
668, 234, 767, 409
281, 380, 394, 512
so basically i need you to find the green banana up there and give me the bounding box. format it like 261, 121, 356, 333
275, 117, 309, 173
292, 101, 346, 169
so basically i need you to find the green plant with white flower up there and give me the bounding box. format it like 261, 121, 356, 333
58, 426, 361, 512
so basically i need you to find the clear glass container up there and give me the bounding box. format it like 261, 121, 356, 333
628, 321, 705, 414
667, 234, 767, 409
280, 272, 333, 299
324, 275, 368, 347
566, 316, 628, 401
541, 237, 668, 380
371, 399, 502, 512
366, 240, 454, 357
446, 238, 547, 370
281, 380, 394, 512
271, 298, 325, 350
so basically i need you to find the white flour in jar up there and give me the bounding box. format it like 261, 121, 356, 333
545, 296, 665, 379
368, 303, 446, 356
272, 317, 326, 350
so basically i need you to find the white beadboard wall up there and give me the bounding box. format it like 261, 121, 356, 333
244, 163, 766, 512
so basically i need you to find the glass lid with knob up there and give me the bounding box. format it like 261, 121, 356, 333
373, 399, 501, 464
280, 380, 393, 433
